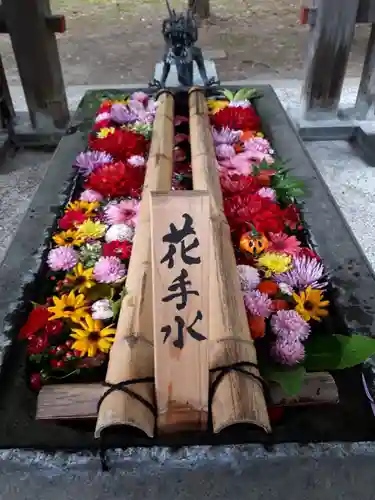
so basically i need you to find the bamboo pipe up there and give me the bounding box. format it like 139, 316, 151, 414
95, 91, 175, 438
188, 88, 270, 433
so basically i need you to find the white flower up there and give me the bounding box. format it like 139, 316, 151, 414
105, 223, 134, 243
237, 265, 260, 292
278, 282, 293, 296
95, 111, 111, 123
128, 155, 146, 167
91, 299, 113, 320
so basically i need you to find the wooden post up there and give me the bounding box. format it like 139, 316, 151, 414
150, 192, 210, 433
2, 0, 69, 130
355, 24, 375, 119
302, 0, 360, 119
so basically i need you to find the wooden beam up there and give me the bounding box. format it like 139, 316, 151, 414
354, 23, 375, 119
302, 0, 360, 119
2, 0, 69, 130
36, 373, 339, 421
0, 5, 66, 34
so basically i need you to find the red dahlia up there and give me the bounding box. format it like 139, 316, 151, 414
85, 161, 145, 198
220, 173, 262, 198
59, 209, 87, 230
19, 306, 51, 339
88, 128, 148, 161
103, 240, 133, 260
211, 106, 261, 131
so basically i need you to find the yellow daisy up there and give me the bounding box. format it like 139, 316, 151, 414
76, 220, 107, 240
65, 263, 96, 294
207, 99, 229, 115
70, 315, 116, 357
48, 290, 89, 322
52, 229, 86, 247
257, 252, 292, 277
293, 286, 329, 322
66, 200, 100, 216
97, 127, 115, 139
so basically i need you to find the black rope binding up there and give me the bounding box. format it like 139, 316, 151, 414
97, 376, 156, 472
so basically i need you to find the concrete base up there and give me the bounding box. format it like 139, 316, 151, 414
153, 60, 218, 86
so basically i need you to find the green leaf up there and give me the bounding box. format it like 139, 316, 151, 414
262, 364, 306, 396
111, 299, 122, 319
220, 89, 234, 101
305, 334, 375, 371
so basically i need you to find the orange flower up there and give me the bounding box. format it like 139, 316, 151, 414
241, 130, 256, 141
247, 315, 266, 339
257, 280, 279, 297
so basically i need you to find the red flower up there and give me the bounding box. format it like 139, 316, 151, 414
85, 161, 145, 198
220, 173, 262, 198
103, 240, 133, 260
30, 373, 42, 391
283, 204, 301, 230
93, 119, 111, 132
96, 100, 112, 115
19, 306, 51, 339
45, 319, 64, 337
27, 332, 49, 355
299, 247, 321, 262
50, 359, 65, 369
59, 209, 87, 230
211, 106, 261, 131
88, 128, 148, 161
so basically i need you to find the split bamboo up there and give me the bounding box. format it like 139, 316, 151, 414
95, 91, 174, 438
188, 88, 270, 433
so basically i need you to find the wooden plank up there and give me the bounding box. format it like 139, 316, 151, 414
0, 5, 66, 34
2, 0, 69, 130
302, 0, 360, 119
354, 24, 375, 119
150, 192, 210, 433
36, 373, 338, 420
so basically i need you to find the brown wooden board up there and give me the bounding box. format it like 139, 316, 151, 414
150, 192, 210, 433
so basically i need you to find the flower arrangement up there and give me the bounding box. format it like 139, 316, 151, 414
19, 87, 375, 408
19, 91, 156, 391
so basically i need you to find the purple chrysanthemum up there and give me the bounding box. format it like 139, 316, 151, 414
131, 91, 149, 104
243, 290, 272, 318
79, 189, 103, 202
271, 310, 311, 342
212, 126, 241, 145
110, 103, 138, 124
228, 100, 251, 108
47, 247, 79, 271
271, 338, 305, 366
257, 187, 277, 202
237, 265, 260, 292
275, 255, 327, 290
128, 155, 146, 167
216, 144, 236, 159
74, 150, 112, 177
93, 256, 126, 283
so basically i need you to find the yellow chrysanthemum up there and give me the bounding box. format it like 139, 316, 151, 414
207, 99, 229, 115
52, 229, 86, 247
70, 315, 116, 357
257, 252, 292, 277
293, 286, 329, 322
48, 290, 89, 322
97, 127, 115, 139
76, 220, 107, 240
66, 200, 100, 216
65, 263, 96, 294
112, 98, 129, 105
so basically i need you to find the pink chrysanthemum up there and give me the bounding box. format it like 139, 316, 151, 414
271, 338, 305, 366
268, 232, 301, 256
95, 111, 111, 123
243, 290, 272, 318
93, 256, 126, 283
257, 187, 277, 202
47, 247, 79, 271
131, 91, 149, 104
271, 309, 311, 342
216, 144, 236, 159
237, 265, 261, 292
79, 189, 104, 202
243, 136, 274, 155
275, 255, 327, 290
74, 150, 112, 177
104, 199, 139, 226
128, 155, 146, 167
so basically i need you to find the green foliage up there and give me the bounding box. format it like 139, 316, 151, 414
219, 88, 263, 102
305, 334, 375, 372
262, 364, 306, 396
